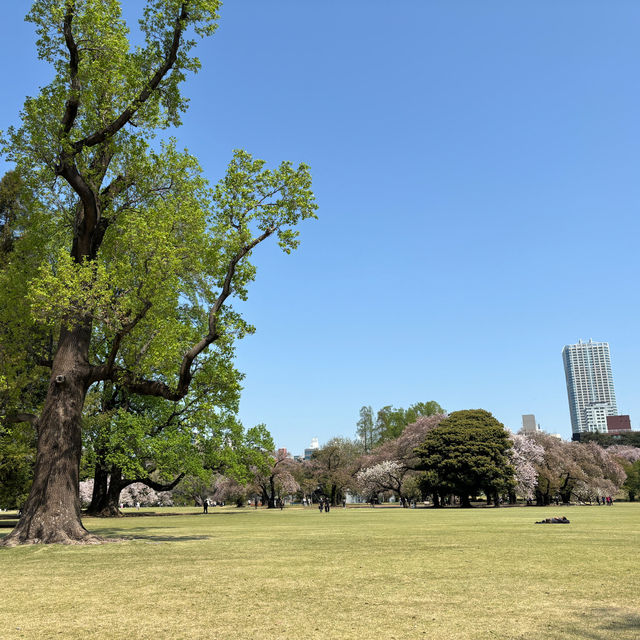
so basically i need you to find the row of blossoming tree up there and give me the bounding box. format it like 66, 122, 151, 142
164, 407, 639, 509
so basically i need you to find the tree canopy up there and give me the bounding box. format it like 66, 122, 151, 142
415, 409, 515, 507
356, 400, 443, 450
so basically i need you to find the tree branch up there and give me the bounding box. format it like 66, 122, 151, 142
136, 473, 185, 492
96, 226, 277, 399
174, 226, 277, 395
3, 412, 38, 426
60, 1, 80, 135
72, 3, 189, 154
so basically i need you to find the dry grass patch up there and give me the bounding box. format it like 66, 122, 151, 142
1, 504, 639, 639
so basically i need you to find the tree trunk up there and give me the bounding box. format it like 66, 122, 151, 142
460, 494, 472, 508
1, 324, 101, 546
267, 476, 276, 508
87, 461, 109, 514
88, 468, 127, 517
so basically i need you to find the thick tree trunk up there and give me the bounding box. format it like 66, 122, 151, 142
88, 468, 126, 517
1, 325, 101, 546
87, 461, 109, 514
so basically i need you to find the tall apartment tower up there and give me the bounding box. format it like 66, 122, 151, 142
562, 339, 618, 436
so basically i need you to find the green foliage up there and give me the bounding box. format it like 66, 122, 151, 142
0, 421, 36, 508
358, 400, 444, 448
1, 0, 317, 398
580, 432, 640, 448
415, 409, 515, 505
621, 459, 640, 501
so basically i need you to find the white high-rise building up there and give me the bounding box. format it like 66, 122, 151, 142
562, 339, 618, 435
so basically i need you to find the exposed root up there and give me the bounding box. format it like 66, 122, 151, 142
0, 526, 104, 548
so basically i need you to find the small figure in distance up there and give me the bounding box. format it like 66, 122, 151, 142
203, 498, 209, 514
535, 516, 570, 524
318, 499, 324, 513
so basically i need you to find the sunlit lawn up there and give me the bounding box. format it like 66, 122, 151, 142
1, 503, 639, 639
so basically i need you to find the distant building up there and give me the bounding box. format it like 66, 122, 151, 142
562, 339, 618, 436
304, 437, 319, 460
521, 414, 540, 434
606, 415, 631, 434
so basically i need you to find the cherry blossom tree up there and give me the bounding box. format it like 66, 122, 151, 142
252, 449, 300, 508
357, 414, 445, 505
508, 433, 544, 502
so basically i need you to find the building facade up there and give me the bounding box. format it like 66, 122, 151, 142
521, 414, 540, 434
562, 339, 618, 436
606, 414, 631, 434
303, 437, 319, 460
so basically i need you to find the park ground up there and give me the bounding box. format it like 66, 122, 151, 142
1, 503, 639, 640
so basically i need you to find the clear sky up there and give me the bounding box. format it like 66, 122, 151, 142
2, 2, 639, 454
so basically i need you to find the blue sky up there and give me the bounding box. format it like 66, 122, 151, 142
2, 2, 639, 454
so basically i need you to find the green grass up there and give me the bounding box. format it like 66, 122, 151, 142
1, 504, 639, 639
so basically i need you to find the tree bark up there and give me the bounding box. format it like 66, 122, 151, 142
1, 324, 101, 546
87, 468, 127, 517
87, 461, 109, 514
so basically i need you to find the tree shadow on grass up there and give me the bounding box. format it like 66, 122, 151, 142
0, 521, 19, 528
91, 528, 212, 543
84, 510, 255, 518
553, 609, 640, 640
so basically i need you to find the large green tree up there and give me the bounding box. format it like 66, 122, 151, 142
0, 1, 316, 546
415, 409, 515, 507
357, 401, 443, 449
82, 371, 241, 516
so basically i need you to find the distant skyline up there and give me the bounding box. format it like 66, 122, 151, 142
2, 2, 639, 455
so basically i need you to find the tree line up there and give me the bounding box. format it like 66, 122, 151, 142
63, 403, 640, 511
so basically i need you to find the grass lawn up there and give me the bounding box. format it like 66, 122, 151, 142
1, 503, 639, 639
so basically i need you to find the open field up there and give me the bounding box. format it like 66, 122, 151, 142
1, 504, 639, 639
